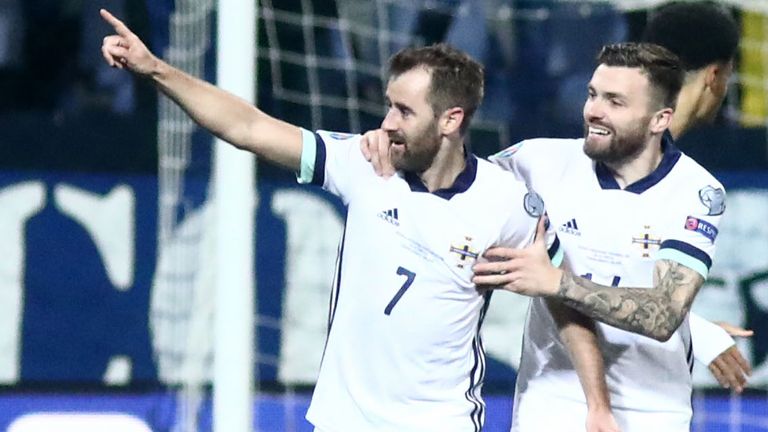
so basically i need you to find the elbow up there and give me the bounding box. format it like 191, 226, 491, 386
650, 329, 674, 343
649, 309, 687, 342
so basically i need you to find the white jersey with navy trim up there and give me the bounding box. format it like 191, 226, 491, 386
301, 129, 562, 432
490, 135, 724, 431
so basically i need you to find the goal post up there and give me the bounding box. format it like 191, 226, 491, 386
213, 0, 257, 431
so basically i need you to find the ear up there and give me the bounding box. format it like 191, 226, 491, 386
704, 63, 721, 88
439, 107, 465, 135
649, 107, 674, 134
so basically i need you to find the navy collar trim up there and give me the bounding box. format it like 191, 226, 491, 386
595, 130, 681, 194
404, 153, 478, 199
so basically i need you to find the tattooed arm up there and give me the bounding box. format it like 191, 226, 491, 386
555, 260, 703, 341
473, 223, 704, 341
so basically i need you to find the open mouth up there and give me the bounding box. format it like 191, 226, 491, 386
587, 125, 611, 137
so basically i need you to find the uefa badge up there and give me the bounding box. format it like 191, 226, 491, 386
698, 186, 725, 216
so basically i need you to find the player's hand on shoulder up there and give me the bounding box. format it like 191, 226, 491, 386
100, 9, 159, 75
360, 129, 395, 177
586, 407, 621, 432
472, 217, 562, 297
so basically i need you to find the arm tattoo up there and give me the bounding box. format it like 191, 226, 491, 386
555, 260, 704, 341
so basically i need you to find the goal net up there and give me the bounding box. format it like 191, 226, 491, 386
151, 1, 768, 430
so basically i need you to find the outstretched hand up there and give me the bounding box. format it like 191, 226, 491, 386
100, 9, 158, 75
360, 129, 395, 177
472, 216, 562, 297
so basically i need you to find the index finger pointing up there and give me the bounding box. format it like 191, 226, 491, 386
100, 9, 132, 37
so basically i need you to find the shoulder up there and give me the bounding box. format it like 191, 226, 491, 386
674, 153, 724, 189
476, 157, 529, 195
314, 130, 363, 150
491, 137, 583, 160
489, 137, 586, 174
672, 153, 726, 216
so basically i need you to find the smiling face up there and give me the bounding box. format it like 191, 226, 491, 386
381, 67, 443, 173
582, 65, 657, 165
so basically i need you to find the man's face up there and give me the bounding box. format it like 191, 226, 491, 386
382, 68, 442, 173
582, 65, 656, 165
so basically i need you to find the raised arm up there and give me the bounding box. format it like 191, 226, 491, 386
99, 9, 302, 171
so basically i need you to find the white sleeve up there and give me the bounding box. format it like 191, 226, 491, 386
496, 184, 563, 267
488, 140, 531, 183
656, 183, 725, 279
296, 128, 365, 203
689, 312, 735, 366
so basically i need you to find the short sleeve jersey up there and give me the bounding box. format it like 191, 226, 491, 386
490, 135, 724, 419
301, 129, 561, 432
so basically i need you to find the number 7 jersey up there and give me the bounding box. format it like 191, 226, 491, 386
300, 129, 561, 432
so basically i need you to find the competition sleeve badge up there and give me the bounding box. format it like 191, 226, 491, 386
523, 190, 545, 218
449, 236, 479, 269
699, 186, 725, 216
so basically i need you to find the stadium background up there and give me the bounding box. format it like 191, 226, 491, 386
0, 0, 767, 430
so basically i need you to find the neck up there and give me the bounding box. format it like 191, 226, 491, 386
669, 73, 705, 140
669, 93, 696, 140
603, 135, 665, 189
418, 138, 467, 192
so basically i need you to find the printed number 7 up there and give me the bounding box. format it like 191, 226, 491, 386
385, 266, 416, 315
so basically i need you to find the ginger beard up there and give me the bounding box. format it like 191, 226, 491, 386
389, 117, 442, 173
583, 114, 652, 165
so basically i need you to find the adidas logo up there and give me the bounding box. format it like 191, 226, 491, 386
558, 218, 581, 236
378, 208, 400, 226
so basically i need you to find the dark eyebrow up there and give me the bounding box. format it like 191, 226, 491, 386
603, 91, 626, 101
393, 101, 413, 114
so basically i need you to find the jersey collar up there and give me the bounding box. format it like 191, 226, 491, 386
595, 130, 681, 194
404, 152, 478, 200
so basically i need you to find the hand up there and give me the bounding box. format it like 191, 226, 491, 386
100, 9, 159, 75
360, 129, 395, 177
586, 407, 621, 432
472, 217, 562, 297
715, 321, 754, 338
709, 344, 752, 394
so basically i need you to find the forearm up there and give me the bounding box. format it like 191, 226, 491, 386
150, 60, 302, 169
555, 261, 702, 341
547, 299, 611, 410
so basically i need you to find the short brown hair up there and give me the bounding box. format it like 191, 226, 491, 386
597, 42, 684, 109
388, 43, 484, 134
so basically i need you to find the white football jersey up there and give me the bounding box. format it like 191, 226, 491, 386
490, 135, 724, 431
300, 129, 562, 432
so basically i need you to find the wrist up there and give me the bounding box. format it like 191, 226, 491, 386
549, 267, 564, 297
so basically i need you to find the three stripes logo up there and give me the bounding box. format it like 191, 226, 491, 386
378, 208, 400, 226
559, 218, 581, 236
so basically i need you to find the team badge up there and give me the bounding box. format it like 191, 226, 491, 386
632, 225, 662, 258
329, 132, 355, 140
684, 216, 718, 243
698, 186, 725, 216
523, 191, 545, 218
449, 236, 479, 269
